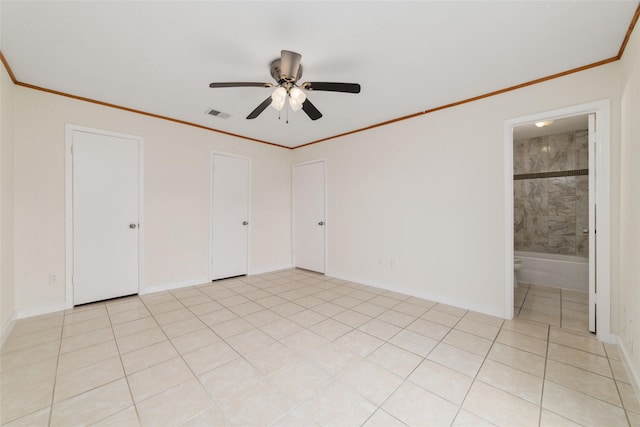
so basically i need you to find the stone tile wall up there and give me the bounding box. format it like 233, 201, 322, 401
514, 129, 589, 257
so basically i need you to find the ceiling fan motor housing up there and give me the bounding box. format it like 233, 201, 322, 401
270, 58, 303, 84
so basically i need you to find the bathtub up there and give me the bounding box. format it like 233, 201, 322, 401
514, 251, 589, 292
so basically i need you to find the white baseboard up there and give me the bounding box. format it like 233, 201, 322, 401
616, 334, 640, 397
15, 302, 71, 319
141, 277, 209, 295
127, 264, 299, 297
249, 263, 294, 276
1, 301, 71, 346
1, 314, 17, 346
326, 269, 505, 319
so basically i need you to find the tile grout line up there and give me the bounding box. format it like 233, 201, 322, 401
142, 288, 233, 426
104, 301, 143, 427
538, 318, 551, 427
47, 315, 65, 427
605, 345, 634, 426
445, 311, 494, 426
267, 282, 409, 426
5, 270, 637, 426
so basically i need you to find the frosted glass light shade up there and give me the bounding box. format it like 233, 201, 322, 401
270, 87, 287, 111
288, 87, 306, 111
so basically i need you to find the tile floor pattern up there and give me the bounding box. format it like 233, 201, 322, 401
1, 269, 639, 426
514, 282, 590, 332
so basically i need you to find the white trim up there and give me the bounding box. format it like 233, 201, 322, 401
1, 315, 17, 346
588, 113, 596, 332
209, 151, 252, 281
504, 124, 515, 320
292, 159, 328, 274
143, 264, 296, 295
14, 302, 69, 321
616, 334, 640, 398
249, 263, 295, 276
504, 100, 612, 342
65, 124, 145, 307
326, 270, 504, 318
142, 277, 209, 295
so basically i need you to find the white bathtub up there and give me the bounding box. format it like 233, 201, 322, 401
515, 251, 589, 292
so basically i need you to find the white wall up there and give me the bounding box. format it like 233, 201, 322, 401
618, 24, 640, 389
12, 87, 292, 315
293, 62, 622, 319
1, 60, 16, 338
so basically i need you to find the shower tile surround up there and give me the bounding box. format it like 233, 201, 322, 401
514, 129, 589, 257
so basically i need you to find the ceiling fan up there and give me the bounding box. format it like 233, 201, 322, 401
209, 50, 361, 121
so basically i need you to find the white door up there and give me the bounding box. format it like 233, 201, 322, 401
211, 154, 250, 280
588, 113, 597, 332
72, 131, 140, 305
293, 161, 326, 273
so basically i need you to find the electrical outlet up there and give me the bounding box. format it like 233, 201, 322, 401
624, 307, 633, 350
391, 258, 397, 269
49, 274, 57, 284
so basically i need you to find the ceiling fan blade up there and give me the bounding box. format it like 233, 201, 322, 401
209, 82, 273, 88
280, 50, 302, 82
302, 82, 361, 93
246, 97, 273, 119
302, 99, 323, 121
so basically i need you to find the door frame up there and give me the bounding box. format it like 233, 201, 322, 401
503, 99, 612, 342
65, 124, 145, 308
292, 159, 328, 273
209, 151, 252, 281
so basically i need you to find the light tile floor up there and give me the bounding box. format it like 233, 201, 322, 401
514, 282, 590, 332
1, 269, 639, 426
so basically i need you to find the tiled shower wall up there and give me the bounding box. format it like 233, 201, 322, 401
514, 129, 589, 257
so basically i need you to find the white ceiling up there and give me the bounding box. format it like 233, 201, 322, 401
1, 1, 637, 148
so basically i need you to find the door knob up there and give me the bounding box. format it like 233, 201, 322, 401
129, 224, 137, 229
242, 221, 249, 226
318, 221, 324, 226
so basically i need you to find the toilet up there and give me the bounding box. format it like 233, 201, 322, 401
514, 258, 522, 288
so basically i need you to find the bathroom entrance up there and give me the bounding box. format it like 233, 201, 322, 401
504, 100, 611, 341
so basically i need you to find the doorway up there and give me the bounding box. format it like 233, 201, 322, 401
504, 100, 611, 342
512, 114, 595, 333
65, 125, 144, 306
293, 160, 326, 273
210, 152, 250, 280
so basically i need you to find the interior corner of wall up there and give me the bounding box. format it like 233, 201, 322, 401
1, 313, 17, 346
615, 334, 640, 398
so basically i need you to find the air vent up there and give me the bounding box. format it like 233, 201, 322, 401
206, 109, 230, 119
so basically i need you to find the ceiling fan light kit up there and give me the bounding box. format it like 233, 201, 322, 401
270, 87, 287, 111
209, 50, 361, 121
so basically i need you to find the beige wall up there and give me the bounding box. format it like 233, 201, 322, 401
293, 62, 621, 320
2, 29, 638, 387
619, 24, 640, 387
1, 61, 15, 336
12, 87, 293, 315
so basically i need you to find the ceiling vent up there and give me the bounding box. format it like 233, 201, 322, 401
206, 109, 230, 119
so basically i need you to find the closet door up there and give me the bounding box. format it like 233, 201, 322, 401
211, 153, 250, 280
72, 130, 140, 304
293, 160, 326, 273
